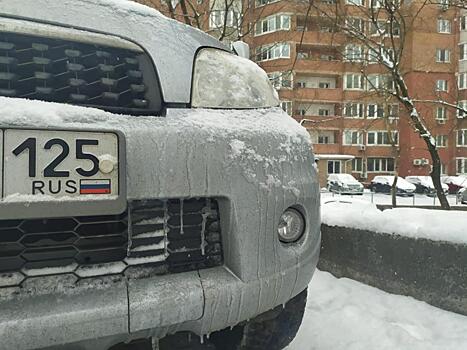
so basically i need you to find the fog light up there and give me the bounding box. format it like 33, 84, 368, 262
277, 208, 305, 243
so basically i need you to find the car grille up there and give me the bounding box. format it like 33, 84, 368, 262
0, 198, 223, 288
0, 32, 160, 114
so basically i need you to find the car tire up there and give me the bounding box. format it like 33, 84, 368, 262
210, 289, 307, 350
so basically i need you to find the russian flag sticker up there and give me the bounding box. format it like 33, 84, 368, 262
80, 179, 111, 194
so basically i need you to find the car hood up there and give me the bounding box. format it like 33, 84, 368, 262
0, 0, 227, 104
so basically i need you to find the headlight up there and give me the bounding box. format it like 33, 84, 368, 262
191, 48, 279, 109
277, 208, 305, 243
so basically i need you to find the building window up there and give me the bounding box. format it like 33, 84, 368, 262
438, 0, 449, 9
352, 158, 363, 172
318, 135, 330, 144
458, 73, 467, 90
436, 79, 448, 92
343, 130, 364, 145
346, 18, 365, 32
369, 21, 400, 37
367, 158, 395, 172
268, 71, 292, 89
436, 49, 451, 63
256, 43, 290, 61
209, 10, 240, 29
319, 108, 331, 116
344, 44, 363, 62
435, 135, 448, 148
440, 163, 447, 175
280, 101, 292, 115
458, 101, 467, 118
344, 102, 364, 118
437, 19, 451, 33
328, 160, 342, 174
460, 43, 467, 61
367, 104, 385, 118
457, 129, 467, 146
255, 0, 279, 7
461, 16, 467, 31
366, 75, 395, 91
344, 74, 364, 90
255, 14, 291, 36
367, 131, 399, 146
388, 104, 400, 119
457, 158, 467, 174
346, 0, 364, 5
435, 106, 448, 120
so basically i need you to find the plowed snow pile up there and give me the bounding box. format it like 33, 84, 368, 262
288, 270, 467, 350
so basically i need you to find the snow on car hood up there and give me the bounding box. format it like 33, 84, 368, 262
406, 176, 448, 190
443, 176, 467, 187
332, 174, 362, 186
0, 0, 227, 104
373, 176, 416, 190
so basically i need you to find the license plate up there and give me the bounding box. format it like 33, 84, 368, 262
2, 129, 119, 199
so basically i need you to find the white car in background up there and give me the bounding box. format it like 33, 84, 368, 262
369, 176, 416, 196
327, 174, 364, 195
405, 176, 448, 196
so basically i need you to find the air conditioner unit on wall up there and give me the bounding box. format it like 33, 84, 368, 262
413, 159, 422, 166
437, 119, 446, 124
421, 158, 430, 165
359, 145, 366, 151
360, 173, 368, 179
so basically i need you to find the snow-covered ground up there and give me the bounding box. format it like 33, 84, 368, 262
321, 190, 464, 206
288, 270, 467, 350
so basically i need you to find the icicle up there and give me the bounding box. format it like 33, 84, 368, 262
180, 198, 184, 235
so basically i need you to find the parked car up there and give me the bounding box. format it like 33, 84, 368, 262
457, 188, 467, 204
369, 176, 416, 196
0, 1, 321, 349
405, 176, 448, 196
442, 176, 467, 194
327, 173, 364, 195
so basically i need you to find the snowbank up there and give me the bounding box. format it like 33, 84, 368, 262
322, 199, 467, 244
287, 270, 467, 350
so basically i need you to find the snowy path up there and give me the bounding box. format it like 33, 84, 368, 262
287, 270, 467, 350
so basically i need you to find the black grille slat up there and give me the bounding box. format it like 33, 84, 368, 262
0, 198, 223, 287
0, 32, 156, 113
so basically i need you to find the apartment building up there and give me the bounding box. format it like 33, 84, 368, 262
135, 0, 466, 187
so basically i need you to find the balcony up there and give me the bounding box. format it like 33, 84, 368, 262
293, 87, 343, 102
294, 58, 344, 75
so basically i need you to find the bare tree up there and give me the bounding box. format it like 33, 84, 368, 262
300, 0, 467, 209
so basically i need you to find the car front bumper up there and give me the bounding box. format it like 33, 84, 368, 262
0, 238, 320, 350
0, 101, 321, 350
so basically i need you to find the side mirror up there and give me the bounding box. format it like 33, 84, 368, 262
232, 41, 250, 59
